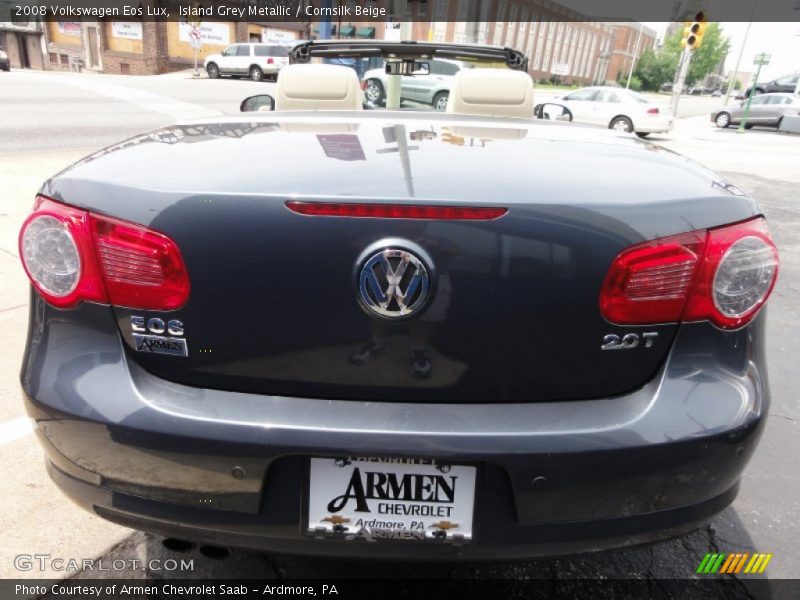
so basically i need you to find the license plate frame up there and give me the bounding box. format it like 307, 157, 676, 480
305, 457, 478, 543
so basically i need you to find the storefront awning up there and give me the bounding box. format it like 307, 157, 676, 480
356, 27, 375, 39
339, 25, 355, 37
312, 25, 337, 35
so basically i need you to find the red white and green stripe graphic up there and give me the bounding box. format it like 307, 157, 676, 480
697, 552, 773, 574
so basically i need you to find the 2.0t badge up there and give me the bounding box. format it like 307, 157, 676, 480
357, 247, 431, 319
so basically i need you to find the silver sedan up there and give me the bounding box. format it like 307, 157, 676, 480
711, 93, 800, 129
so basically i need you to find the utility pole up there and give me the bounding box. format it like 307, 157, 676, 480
669, 46, 692, 116
794, 32, 800, 95
386, 0, 412, 109
626, 26, 643, 89
669, 13, 708, 117
723, 18, 754, 105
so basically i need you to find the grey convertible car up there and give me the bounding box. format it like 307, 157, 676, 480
20, 41, 778, 559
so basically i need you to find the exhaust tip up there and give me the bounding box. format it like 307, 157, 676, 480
198, 545, 230, 560
161, 538, 195, 552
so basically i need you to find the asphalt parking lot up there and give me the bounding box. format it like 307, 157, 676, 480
0, 69, 798, 589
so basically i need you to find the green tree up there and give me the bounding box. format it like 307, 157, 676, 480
634, 48, 679, 91
633, 23, 730, 91
685, 23, 730, 87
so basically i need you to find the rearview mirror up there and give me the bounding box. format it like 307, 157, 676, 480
240, 94, 275, 112
534, 103, 573, 122
412, 63, 430, 76
386, 60, 429, 76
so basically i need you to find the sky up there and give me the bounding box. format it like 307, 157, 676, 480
643, 22, 800, 81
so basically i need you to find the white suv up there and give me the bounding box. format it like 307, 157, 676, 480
205, 43, 292, 82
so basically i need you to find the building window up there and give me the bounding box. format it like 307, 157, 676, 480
60, 54, 69, 65
49, 52, 58, 64
434, 0, 449, 19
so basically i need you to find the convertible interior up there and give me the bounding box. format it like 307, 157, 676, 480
246, 40, 537, 119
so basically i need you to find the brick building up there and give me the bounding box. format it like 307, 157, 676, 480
317, 1, 645, 85
3, 0, 652, 84
605, 22, 657, 84
40, 20, 305, 75
0, 1, 46, 70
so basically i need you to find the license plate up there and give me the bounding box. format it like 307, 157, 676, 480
307, 457, 477, 542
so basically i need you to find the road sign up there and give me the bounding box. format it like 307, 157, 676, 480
551, 62, 569, 76
190, 27, 201, 41
190, 38, 202, 49
753, 53, 771, 66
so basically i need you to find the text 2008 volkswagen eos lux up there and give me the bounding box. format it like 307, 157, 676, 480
19, 42, 778, 559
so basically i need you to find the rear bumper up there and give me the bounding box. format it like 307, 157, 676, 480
22, 301, 769, 559
636, 117, 674, 133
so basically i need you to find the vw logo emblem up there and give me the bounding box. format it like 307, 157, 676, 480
358, 248, 431, 319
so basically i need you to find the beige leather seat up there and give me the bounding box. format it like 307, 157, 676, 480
446, 68, 534, 119
274, 64, 362, 111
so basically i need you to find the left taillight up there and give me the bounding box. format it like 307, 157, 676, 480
19, 196, 190, 310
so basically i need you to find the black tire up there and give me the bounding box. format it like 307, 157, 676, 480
364, 79, 384, 105
433, 91, 449, 112
715, 112, 731, 128
206, 63, 220, 79
635, 132, 650, 138
609, 116, 633, 133
249, 65, 264, 82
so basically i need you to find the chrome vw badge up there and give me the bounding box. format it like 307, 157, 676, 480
358, 249, 430, 318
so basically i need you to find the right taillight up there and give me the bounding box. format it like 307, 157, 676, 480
600, 217, 778, 329
19, 196, 190, 311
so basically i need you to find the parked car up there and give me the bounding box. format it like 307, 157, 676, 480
711, 89, 722, 97
744, 73, 799, 98
204, 43, 291, 81
362, 59, 472, 110
19, 40, 779, 560
711, 92, 800, 129
552, 86, 673, 137
0, 48, 9, 71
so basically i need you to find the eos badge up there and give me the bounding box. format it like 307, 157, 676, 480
131, 316, 188, 357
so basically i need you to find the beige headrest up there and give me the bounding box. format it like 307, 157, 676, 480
446, 68, 534, 119
275, 64, 363, 111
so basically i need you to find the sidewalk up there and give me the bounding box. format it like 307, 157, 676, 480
656, 115, 800, 184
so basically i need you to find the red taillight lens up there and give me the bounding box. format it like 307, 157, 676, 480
267, 57, 274, 64
90, 213, 190, 310
19, 198, 106, 309
19, 196, 189, 310
599, 231, 706, 325
286, 201, 507, 220
647, 107, 660, 115
683, 218, 778, 329
600, 217, 778, 329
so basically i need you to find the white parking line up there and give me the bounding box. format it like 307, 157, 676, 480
0, 416, 35, 445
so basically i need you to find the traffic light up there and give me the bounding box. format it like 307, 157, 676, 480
681, 12, 708, 50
